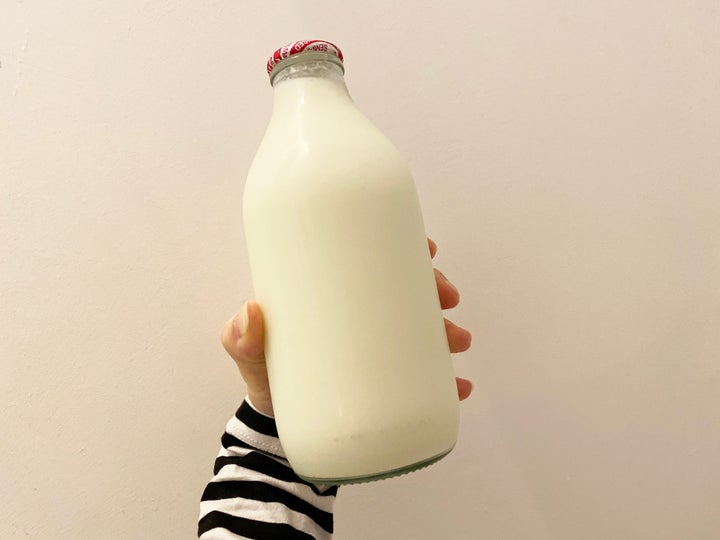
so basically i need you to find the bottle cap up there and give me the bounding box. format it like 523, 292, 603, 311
266, 40, 344, 82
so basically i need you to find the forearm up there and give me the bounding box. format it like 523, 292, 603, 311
199, 398, 338, 539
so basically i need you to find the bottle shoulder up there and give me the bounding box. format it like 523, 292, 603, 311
246, 106, 410, 189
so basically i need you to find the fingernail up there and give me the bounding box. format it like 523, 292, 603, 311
234, 302, 249, 337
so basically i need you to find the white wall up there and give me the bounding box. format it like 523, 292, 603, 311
2, 1, 719, 538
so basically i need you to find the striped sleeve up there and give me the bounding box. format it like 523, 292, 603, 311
199, 398, 338, 539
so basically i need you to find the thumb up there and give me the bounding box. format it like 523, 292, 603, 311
222, 301, 266, 365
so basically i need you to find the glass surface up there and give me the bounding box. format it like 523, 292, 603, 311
299, 447, 454, 486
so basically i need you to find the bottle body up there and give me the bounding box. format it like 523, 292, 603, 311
243, 61, 459, 483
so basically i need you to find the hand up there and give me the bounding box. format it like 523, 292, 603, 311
427, 238, 474, 400
221, 238, 473, 416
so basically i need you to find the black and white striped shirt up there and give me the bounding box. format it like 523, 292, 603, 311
199, 399, 338, 539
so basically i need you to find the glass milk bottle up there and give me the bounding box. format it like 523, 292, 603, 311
242, 40, 459, 484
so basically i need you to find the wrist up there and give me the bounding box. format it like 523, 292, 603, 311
247, 393, 274, 417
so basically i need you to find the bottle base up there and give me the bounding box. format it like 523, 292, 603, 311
298, 447, 454, 486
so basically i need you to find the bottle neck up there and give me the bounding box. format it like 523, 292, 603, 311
270, 60, 352, 116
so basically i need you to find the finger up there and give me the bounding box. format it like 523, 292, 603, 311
221, 302, 272, 412
456, 377, 474, 400
444, 318, 472, 353
428, 237, 438, 259
221, 301, 266, 365
435, 268, 460, 309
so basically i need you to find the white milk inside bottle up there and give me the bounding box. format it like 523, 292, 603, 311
242, 40, 459, 483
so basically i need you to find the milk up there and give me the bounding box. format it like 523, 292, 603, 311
242, 43, 459, 483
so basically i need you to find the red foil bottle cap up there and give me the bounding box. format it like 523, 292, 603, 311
266, 40, 344, 81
